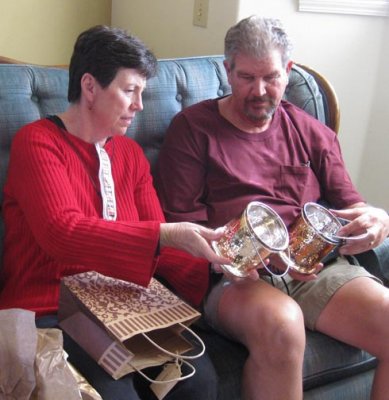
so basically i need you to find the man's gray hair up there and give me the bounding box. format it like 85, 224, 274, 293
224, 16, 293, 68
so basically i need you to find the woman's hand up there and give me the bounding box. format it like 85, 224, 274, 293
211, 263, 261, 281
160, 222, 230, 265
331, 205, 389, 255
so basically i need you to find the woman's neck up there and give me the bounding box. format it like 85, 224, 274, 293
58, 106, 107, 146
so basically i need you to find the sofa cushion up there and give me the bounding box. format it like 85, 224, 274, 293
0, 57, 325, 209
303, 331, 376, 390
303, 369, 375, 400
128, 56, 327, 175
0, 65, 69, 208
129, 56, 232, 175
197, 327, 376, 399
0, 57, 378, 398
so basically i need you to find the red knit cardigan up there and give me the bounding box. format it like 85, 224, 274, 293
0, 119, 209, 317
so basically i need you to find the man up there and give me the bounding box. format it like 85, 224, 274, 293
156, 16, 389, 400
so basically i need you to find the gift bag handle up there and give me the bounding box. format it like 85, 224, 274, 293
141, 322, 205, 360
133, 358, 196, 384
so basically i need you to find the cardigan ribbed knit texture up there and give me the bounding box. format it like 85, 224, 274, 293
0, 119, 209, 316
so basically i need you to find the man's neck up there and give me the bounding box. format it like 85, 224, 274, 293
218, 96, 271, 134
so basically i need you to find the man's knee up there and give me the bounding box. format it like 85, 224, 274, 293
249, 297, 305, 353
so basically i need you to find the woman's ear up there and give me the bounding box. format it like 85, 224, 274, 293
80, 73, 97, 101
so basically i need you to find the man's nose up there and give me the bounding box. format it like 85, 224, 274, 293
252, 79, 267, 97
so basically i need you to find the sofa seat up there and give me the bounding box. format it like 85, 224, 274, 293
1, 57, 388, 400
198, 327, 376, 399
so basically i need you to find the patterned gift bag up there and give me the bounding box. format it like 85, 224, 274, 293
58, 271, 203, 380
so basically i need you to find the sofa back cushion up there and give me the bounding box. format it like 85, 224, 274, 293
0, 56, 325, 264
128, 56, 326, 174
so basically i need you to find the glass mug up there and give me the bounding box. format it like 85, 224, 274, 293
212, 201, 345, 278
211, 201, 290, 278
278, 202, 344, 275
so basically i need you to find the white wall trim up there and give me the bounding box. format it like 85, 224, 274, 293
299, 0, 389, 17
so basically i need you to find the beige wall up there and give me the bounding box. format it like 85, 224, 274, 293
239, 0, 389, 209
111, 0, 238, 58
358, 21, 389, 207
112, 0, 389, 210
0, 0, 111, 65
1, 0, 386, 208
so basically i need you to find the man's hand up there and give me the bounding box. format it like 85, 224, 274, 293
270, 253, 322, 281
287, 264, 323, 281
331, 205, 389, 255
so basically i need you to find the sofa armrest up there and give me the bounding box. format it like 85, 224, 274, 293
352, 238, 389, 285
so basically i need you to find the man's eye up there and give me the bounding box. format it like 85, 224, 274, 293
267, 75, 280, 82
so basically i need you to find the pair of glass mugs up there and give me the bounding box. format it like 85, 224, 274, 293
212, 201, 350, 278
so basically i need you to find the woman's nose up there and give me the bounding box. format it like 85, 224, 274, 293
131, 95, 143, 111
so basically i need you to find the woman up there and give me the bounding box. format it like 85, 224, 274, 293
0, 25, 227, 399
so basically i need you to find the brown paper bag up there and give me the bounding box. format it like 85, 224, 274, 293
0, 309, 37, 400
58, 271, 202, 381
67, 362, 103, 400
33, 328, 102, 400
32, 328, 82, 400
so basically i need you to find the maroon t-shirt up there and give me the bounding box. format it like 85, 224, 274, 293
156, 99, 364, 229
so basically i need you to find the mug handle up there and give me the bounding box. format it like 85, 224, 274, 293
278, 250, 323, 275
249, 233, 292, 277
267, 249, 292, 278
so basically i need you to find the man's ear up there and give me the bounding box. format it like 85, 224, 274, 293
223, 59, 232, 84
223, 59, 231, 73
286, 60, 293, 75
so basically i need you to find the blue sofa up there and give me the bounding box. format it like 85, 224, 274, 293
0, 55, 388, 399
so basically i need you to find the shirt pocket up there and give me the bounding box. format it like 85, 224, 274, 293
278, 165, 321, 206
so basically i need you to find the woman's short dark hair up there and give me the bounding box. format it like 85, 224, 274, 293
68, 25, 157, 102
